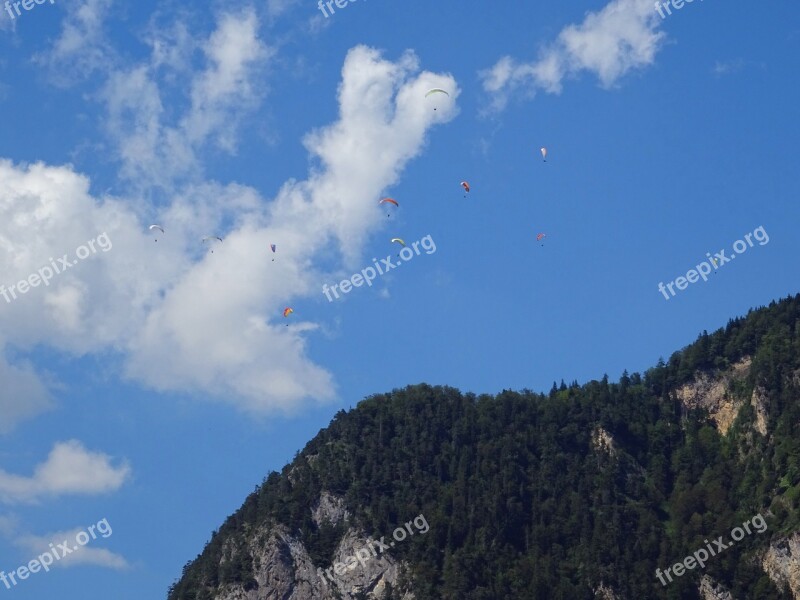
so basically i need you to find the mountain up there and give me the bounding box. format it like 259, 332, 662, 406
167, 294, 800, 600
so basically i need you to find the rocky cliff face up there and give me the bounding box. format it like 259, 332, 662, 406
591, 426, 617, 457
312, 490, 350, 527
698, 575, 735, 600
593, 583, 620, 599
675, 357, 769, 436
206, 492, 414, 600
762, 533, 800, 598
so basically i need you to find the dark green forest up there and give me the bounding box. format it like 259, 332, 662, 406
168, 294, 800, 600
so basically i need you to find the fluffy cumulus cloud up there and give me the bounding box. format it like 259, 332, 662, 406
124, 45, 458, 413
481, 0, 665, 111
0, 2, 458, 426
0, 441, 130, 503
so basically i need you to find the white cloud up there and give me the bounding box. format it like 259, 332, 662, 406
143, 16, 197, 76
713, 58, 765, 76
100, 10, 273, 191
266, 0, 301, 19
481, 0, 666, 111
0, 355, 53, 433
0, 514, 16, 535
0, 40, 458, 422
123, 46, 458, 412
0, 441, 130, 503
33, 0, 116, 84
16, 527, 129, 570
181, 9, 273, 151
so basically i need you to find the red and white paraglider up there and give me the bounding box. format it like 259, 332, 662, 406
380, 198, 399, 217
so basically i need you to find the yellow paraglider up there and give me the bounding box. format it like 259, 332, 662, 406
425, 88, 449, 111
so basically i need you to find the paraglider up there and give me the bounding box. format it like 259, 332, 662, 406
425, 88, 449, 98
202, 236, 223, 253
391, 238, 405, 258
536, 233, 546, 246
540, 147, 547, 162
461, 181, 470, 198
283, 307, 293, 325
380, 198, 398, 217
425, 88, 449, 111
149, 225, 164, 242
271, 243, 276, 261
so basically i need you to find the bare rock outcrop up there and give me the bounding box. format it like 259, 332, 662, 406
698, 574, 735, 600
591, 427, 617, 457
312, 490, 351, 527
675, 358, 752, 435
762, 533, 800, 598
209, 492, 413, 600
593, 582, 620, 599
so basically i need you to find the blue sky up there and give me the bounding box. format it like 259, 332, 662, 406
0, 0, 798, 598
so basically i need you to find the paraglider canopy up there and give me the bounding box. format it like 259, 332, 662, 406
536, 232, 546, 246
380, 198, 398, 216
425, 88, 449, 98
283, 307, 293, 317
391, 238, 406, 247
202, 236, 223, 253
461, 181, 470, 193
149, 224, 164, 241
540, 147, 547, 162
425, 88, 449, 111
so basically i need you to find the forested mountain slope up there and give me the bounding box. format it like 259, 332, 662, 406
168, 294, 800, 600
